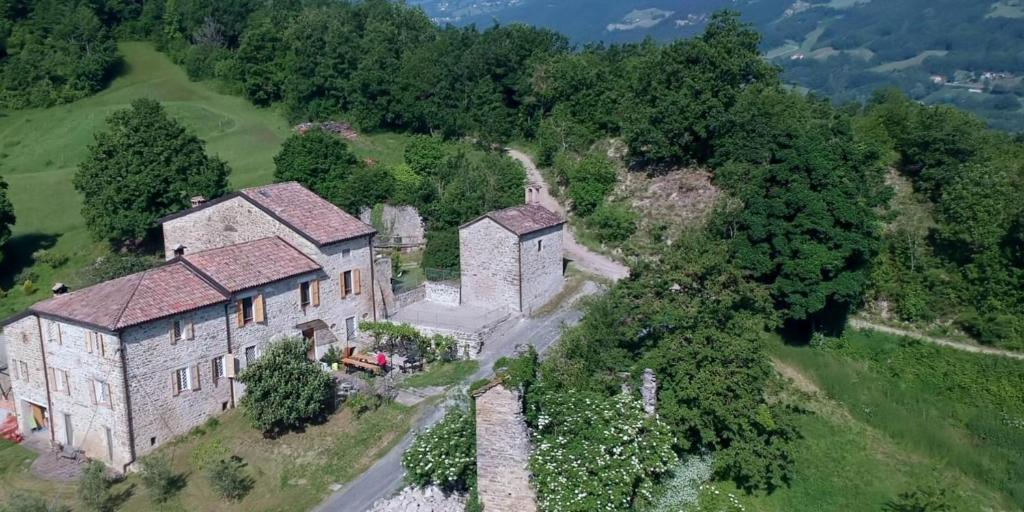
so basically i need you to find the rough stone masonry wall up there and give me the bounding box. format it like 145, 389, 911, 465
460, 219, 519, 311
123, 303, 233, 460
519, 225, 564, 315
425, 280, 460, 305
475, 385, 537, 512
162, 197, 286, 259
359, 205, 425, 243
6, 315, 135, 468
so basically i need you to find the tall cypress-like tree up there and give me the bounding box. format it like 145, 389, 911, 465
74, 98, 230, 246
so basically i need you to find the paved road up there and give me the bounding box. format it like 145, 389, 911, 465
848, 317, 1024, 360
506, 148, 630, 281
314, 306, 584, 512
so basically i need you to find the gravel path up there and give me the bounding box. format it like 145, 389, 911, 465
506, 148, 630, 281
848, 317, 1024, 360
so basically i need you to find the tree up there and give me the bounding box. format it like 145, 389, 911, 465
623, 11, 778, 163
207, 456, 254, 501
139, 453, 184, 504
77, 461, 113, 512
560, 153, 617, 216
716, 88, 888, 329
274, 129, 361, 193
237, 337, 334, 432
74, 98, 229, 246
0, 176, 14, 264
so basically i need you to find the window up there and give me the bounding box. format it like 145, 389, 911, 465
16, 360, 29, 382
53, 369, 69, 393
342, 248, 351, 258
342, 271, 353, 297
172, 320, 183, 341
212, 356, 226, 383
345, 316, 356, 341
241, 297, 254, 324
300, 281, 311, 307
244, 345, 258, 366
537, 239, 543, 252
174, 368, 192, 394
48, 321, 62, 344
93, 380, 111, 405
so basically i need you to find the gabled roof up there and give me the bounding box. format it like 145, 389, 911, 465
159, 182, 375, 247
461, 204, 565, 237
184, 237, 321, 293
30, 262, 228, 331
240, 182, 375, 246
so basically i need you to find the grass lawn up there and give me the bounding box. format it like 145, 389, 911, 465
734, 330, 1024, 511
0, 41, 416, 318
400, 360, 479, 389
1, 403, 415, 511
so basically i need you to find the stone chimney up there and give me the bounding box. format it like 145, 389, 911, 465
173, 244, 187, 257
190, 196, 207, 207
51, 283, 68, 296
641, 368, 657, 417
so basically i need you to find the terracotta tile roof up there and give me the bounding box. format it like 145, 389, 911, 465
31, 262, 227, 331
240, 182, 375, 246
467, 204, 565, 236
185, 237, 321, 292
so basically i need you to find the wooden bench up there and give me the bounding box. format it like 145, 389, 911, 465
342, 357, 382, 375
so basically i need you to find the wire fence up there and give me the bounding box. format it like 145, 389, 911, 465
424, 268, 460, 282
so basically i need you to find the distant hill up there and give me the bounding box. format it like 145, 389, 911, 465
412, 0, 1024, 132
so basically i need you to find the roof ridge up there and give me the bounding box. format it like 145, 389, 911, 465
177, 256, 232, 298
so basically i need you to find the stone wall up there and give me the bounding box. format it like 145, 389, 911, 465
519, 225, 564, 315
359, 205, 425, 245
5, 315, 135, 469
460, 218, 519, 311
123, 304, 232, 460
408, 310, 511, 360
475, 384, 536, 512
395, 286, 426, 310
373, 256, 397, 318
425, 281, 460, 305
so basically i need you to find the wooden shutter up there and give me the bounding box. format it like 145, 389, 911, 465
312, 280, 320, 307
169, 323, 176, 345
192, 365, 201, 391
90, 380, 98, 404
236, 301, 245, 327
86, 332, 94, 352
340, 273, 348, 298
56, 324, 63, 345
354, 269, 362, 295
98, 336, 105, 357
47, 368, 56, 391
62, 371, 71, 396
187, 321, 195, 340
254, 294, 266, 323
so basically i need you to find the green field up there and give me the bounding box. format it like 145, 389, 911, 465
734, 330, 1024, 511
0, 42, 414, 317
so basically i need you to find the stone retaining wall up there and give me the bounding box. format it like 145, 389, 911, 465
425, 281, 460, 305
475, 384, 536, 512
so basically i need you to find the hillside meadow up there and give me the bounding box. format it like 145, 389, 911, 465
0, 42, 414, 318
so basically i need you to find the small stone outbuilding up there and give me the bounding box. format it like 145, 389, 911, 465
459, 204, 564, 314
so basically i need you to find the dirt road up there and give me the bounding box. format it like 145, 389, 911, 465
506, 148, 630, 281
848, 317, 1024, 360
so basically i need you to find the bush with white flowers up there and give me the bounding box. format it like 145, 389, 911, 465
529, 391, 676, 512
402, 407, 476, 492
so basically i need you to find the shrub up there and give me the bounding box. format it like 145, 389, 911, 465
402, 407, 476, 491
563, 153, 618, 217
237, 337, 334, 432
884, 483, 954, 512
77, 461, 113, 512
32, 249, 68, 269
346, 391, 382, 417
649, 454, 715, 512
21, 280, 36, 295
529, 391, 676, 511
192, 439, 230, 471
586, 203, 637, 243
207, 456, 254, 502
139, 454, 182, 504
0, 492, 70, 512
320, 346, 344, 367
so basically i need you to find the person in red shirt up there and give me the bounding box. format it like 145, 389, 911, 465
376, 352, 388, 371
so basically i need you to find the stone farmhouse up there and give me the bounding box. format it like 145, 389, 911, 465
1, 182, 378, 471
0, 179, 567, 472
460, 203, 565, 315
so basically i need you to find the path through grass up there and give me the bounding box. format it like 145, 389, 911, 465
736, 330, 1024, 510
